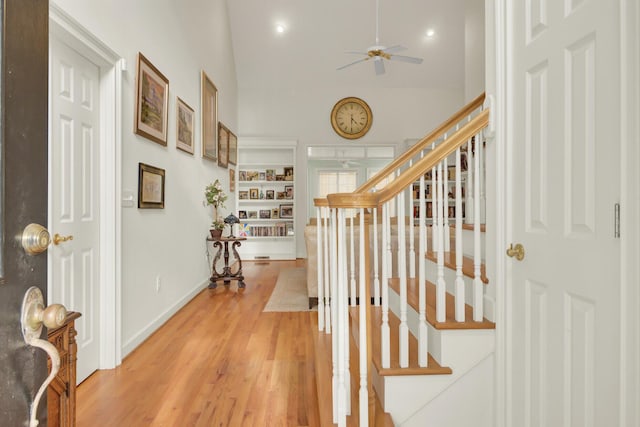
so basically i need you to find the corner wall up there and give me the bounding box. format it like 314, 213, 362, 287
51, 0, 238, 356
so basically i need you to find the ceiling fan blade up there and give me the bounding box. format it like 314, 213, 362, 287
374, 57, 385, 75
337, 57, 369, 71
389, 54, 424, 64
344, 50, 370, 55
381, 45, 407, 54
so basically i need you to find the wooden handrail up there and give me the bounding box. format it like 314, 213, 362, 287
356, 92, 485, 194
326, 109, 490, 209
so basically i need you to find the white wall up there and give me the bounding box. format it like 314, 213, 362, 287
238, 86, 464, 256
52, 0, 238, 356
465, 0, 486, 102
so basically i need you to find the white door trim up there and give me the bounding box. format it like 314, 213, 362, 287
48, 3, 123, 369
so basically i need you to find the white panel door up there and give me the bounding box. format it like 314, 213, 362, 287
508, 0, 621, 426
50, 36, 101, 384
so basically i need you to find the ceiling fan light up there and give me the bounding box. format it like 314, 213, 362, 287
275, 24, 286, 34
425, 29, 436, 38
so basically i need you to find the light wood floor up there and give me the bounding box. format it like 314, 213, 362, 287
76, 260, 321, 427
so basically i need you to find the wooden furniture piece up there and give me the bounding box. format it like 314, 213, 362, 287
48, 311, 81, 427
207, 236, 247, 290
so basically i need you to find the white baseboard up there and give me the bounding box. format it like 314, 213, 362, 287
121, 278, 209, 357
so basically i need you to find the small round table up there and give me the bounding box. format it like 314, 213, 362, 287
207, 236, 247, 290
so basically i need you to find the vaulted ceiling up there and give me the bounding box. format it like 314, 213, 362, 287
226, 0, 467, 91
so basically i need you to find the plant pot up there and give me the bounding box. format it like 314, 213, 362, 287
210, 229, 223, 239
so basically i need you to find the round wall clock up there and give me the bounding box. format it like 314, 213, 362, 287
330, 97, 373, 140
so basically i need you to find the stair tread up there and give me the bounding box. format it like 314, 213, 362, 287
425, 250, 489, 284
389, 277, 495, 330
460, 223, 486, 232
350, 306, 452, 376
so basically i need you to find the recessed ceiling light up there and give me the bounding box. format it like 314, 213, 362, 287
276, 24, 286, 34
426, 29, 436, 38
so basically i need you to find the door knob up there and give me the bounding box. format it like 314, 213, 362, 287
506, 243, 525, 261
21, 223, 51, 255
53, 233, 74, 245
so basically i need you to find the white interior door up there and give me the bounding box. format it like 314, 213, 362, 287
507, 0, 622, 425
49, 36, 101, 384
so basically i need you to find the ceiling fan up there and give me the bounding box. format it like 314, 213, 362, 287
337, 0, 424, 75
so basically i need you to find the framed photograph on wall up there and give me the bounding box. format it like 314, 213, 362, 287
138, 163, 165, 209
201, 70, 218, 161
279, 204, 293, 218
176, 97, 194, 154
135, 53, 169, 146
217, 122, 229, 168
228, 131, 238, 165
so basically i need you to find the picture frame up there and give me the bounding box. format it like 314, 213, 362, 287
271, 208, 279, 218
265, 190, 275, 200
218, 122, 230, 168
279, 204, 293, 218
285, 185, 294, 199
248, 211, 258, 219
176, 97, 194, 154
249, 188, 259, 199
238, 210, 247, 219
229, 168, 235, 192
284, 166, 294, 181
138, 163, 165, 209
238, 190, 249, 200
135, 53, 169, 146
276, 191, 287, 200
266, 169, 275, 181
276, 174, 285, 181
259, 172, 266, 181
201, 70, 218, 161
228, 131, 238, 165
259, 209, 271, 219
239, 170, 247, 181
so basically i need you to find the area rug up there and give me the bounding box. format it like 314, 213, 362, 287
263, 267, 316, 312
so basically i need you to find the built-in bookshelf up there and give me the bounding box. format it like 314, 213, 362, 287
235, 138, 297, 260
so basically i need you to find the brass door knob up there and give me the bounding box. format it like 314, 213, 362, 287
506, 243, 525, 261
53, 233, 74, 245
21, 223, 51, 255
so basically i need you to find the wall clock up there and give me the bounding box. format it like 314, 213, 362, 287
330, 97, 372, 140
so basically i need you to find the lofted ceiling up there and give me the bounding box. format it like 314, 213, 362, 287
226, 0, 467, 91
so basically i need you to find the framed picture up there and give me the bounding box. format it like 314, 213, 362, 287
271, 208, 279, 218
266, 169, 275, 181
279, 204, 293, 218
238, 190, 249, 200
201, 70, 218, 161
135, 53, 169, 146
259, 209, 271, 219
259, 172, 266, 181
138, 163, 165, 209
284, 166, 294, 181
265, 190, 274, 200
276, 191, 287, 200
249, 188, 259, 199
285, 185, 294, 199
239, 170, 247, 181
176, 97, 194, 154
228, 131, 238, 165
229, 168, 235, 192
238, 210, 247, 219
218, 122, 230, 168
248, 211, 257, 219
276, 174, 285, 181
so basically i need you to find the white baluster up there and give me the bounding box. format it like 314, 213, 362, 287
473, 133, 484, 322
408, 160, 416, 279
330, 208, 339, 423
316, 206, 324, 330
397, 191, 409, 368
436, 161, 446, 323
443, 137, 451, 252
340, 210, 351, 416
455, 148, 465, 322
349, 215, 356, 307
381, 203, 390, 368
479, 131, 486, 223
323, 206, 331, 333
372, 208, 380, 306
465, 138, 475, 224
358, 208, 369, 426
336, 208, 348, 424
418, 168, 428, 367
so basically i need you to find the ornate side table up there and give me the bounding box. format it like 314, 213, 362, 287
207, 236, 247, 290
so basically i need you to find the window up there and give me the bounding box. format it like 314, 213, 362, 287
317, 170, 358, 217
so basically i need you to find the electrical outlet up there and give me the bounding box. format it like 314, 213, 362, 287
155, 275, 161, 293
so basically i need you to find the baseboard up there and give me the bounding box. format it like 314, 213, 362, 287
121, 278, 209, 357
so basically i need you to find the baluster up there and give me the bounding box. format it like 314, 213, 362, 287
381, 203, 390, 368
473, 132, 484, 322
341, 210, 351, 416
323, 206, 331, 333
329, 207, 340, 423
397, 191, 409, 368
418, 164, 428, 367
443, 137, 451, 252
479, 131, 486, 223
372, 208, 380, 306
455, 148, 465, 322
316, 206, 325, 330
358, 208, 370, 426
465, 137, 475, 224
431, 143, 438, 250
349, 215, 356, 306
436, 160, 446, 323
336, 208, 349, 422
408, 159, 416, 279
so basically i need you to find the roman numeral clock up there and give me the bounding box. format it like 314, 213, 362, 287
330, 96, 372, 140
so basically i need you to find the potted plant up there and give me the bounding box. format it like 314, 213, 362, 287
205, 179, 228, 237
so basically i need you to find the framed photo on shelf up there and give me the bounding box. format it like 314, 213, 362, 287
279, 204, 293, 218
238, 210, 247, 219
238, 190, 249, 200
284, 185, 293, 199
276, 191, 287, 200
284, 166, 294, 181
259, 209, 271, 219
259, 172, 266, 181
271, 208, 279, 218
239, 170, 247, 181
138, 163, 165, 209
265, 190, 275, 200
217, 122, 230, 168
135, 53, 169, 146
249, 188, 259, 199
248, 211, 258, 219
266, 169, 275, 181
228, 131, 238, 165
229, 168, 235, 192
276, 174, 285, 181
175, 97, 194, 154
201, 70, 218, 161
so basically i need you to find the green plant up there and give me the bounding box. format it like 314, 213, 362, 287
204, 179, 227, 209
211, 217, 225, 230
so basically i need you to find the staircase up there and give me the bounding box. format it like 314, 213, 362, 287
310, 94, 495, 426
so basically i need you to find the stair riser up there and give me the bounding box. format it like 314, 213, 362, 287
458, 227, 485, 259
424, 260, 482, 308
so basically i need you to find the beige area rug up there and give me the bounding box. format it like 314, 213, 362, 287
263, 267, 316, 312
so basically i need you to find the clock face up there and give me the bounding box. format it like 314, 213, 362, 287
331, 97, 372, 139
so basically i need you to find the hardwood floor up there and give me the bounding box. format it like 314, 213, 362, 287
76, 260, 321, 427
